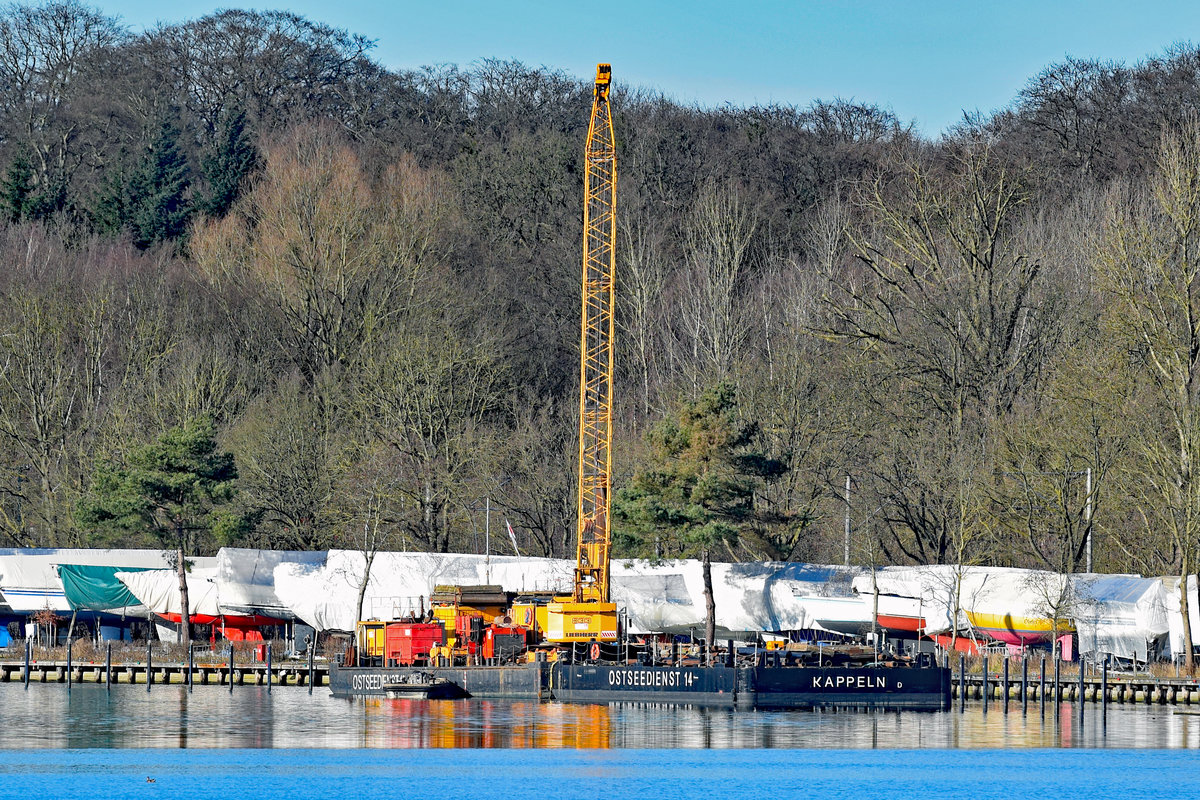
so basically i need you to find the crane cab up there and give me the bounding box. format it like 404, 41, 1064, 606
544, 600, 617, 644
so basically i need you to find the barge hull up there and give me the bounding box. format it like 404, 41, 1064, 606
552, 664, 737, 706
330, 662, 545, 699
550, 664, 950, 710
751, 666, 952, 710
333, 662, 951, 711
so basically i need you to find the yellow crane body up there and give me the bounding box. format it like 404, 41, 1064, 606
546, 63, 618, 645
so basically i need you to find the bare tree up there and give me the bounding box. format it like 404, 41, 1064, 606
358, 325, 506, 554
617, 189, 669, 417
819, 142, 1056, 563
0, 0, 128, 211
1096, 117, 1200, 669
674, 180, 758, 391
191, 124, 451, 383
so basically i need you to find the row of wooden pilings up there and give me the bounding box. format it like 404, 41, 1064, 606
0, 639, 328, 693
951, 653, 1200, 709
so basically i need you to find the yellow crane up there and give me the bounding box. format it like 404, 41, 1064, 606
545, 64, 619, 646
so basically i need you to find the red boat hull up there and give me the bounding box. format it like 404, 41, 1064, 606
876, 613, 925, 633
156, 613, 283, 642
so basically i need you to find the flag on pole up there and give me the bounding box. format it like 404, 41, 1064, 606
506, 519, 520, 557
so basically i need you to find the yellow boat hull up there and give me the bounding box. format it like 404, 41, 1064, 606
966, 611, 1074, 646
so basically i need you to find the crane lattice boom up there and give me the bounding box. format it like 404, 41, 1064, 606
575, 63, 616, 605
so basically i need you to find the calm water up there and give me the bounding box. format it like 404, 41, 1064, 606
0, 685, 1197, 799
1, 683, 1197, 749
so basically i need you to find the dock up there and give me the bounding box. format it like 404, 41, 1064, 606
6, 652, 1200, 706
950, 653, 1200, 706
953, 673, 1200, 704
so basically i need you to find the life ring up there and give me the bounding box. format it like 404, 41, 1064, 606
589, 643, 601, 660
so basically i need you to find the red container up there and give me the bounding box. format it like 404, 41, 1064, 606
483, 626, 526, 661
384, 622, 444, 666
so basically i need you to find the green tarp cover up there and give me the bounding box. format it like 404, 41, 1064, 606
56, 564, 156, 610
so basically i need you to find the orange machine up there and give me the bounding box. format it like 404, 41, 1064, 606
384, 622, 444, 666
483, 625, 528, 661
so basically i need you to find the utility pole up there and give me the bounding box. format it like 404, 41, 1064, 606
1084, 467, 1093, 573
844, 475, 851, 567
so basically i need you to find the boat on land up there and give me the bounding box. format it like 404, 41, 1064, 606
795, 595, 873, 637
965, 610, 1074, 646
874, 594, 928, 639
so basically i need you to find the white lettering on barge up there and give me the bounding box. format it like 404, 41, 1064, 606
607, 669, 697, 689
811, 674, 887, 690
350, 673, 407, 692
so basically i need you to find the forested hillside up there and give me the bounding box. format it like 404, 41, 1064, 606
4, 1, 1200, 580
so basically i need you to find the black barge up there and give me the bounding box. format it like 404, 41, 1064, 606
550, 662, 950, 710
330, 656, 950, 711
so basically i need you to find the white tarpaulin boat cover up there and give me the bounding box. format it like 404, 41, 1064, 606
852, 565, 1170, 660
852, 565, 1074, 635
0, 549, 174, 613
1160, 575, 1200, 659
851, 565, 963, 635
273, 550, 572, 632
272, 550, 863, 634
1070, 574, 1169, 661
615, 560, 863, 636
792, 594, 872, 635
115, 565, 220, 617
214, 548, 327, 618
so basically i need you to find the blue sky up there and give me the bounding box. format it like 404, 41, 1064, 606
101, 0, 1200, 136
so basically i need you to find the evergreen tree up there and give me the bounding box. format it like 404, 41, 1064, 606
1, 148, 67, 222
77, 418, 250, 643
89, 165, 128, 237
0, 150, 34, 222
200, 106, 259, 217
127, 115, 192, 249
613, 382, 784, 657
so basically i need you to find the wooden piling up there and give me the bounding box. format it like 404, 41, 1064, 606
1021, 655, 1028, 711
308, 638, 315, 696
1002, 658, 1009, 711
982, 655, 989, 713
1039, 656, 1046, 715
958, 654, 965, 712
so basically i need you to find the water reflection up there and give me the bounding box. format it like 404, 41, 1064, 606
0, 685, 1197, 749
